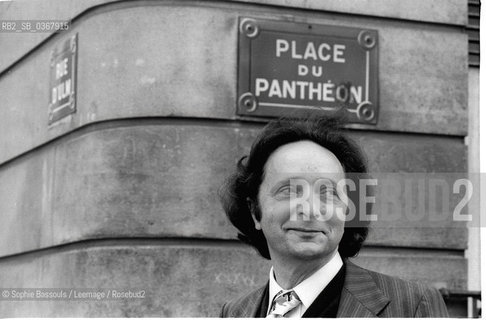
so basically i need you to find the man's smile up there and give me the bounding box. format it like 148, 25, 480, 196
286, 227, 326, 234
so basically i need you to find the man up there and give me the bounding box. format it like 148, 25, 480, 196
219, 116, 448, 317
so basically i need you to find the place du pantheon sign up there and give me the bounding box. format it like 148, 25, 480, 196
237, 18, 378, 124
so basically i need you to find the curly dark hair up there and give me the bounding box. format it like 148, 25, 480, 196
219, 115, 371, 260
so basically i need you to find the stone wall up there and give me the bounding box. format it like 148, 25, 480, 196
0, 0, 469, 316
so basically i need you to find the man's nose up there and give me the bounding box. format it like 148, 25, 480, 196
310, 191, 339, 222
310, 191, 326, 220
289, 191, 325, 221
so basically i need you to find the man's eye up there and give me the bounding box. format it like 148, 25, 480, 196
276, 185, 301, 196
278, 185, 293, 194
320, 186, 338, 199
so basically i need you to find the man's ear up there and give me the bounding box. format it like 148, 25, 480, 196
247, 198, 262, 230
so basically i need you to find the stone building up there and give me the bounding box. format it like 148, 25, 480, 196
0, 0, 480, 317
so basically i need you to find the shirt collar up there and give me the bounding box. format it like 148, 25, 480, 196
268, 251, 343, 312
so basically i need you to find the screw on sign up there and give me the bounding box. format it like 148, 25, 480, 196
357, 102, 375, 121
239, 92, 257, 112
240, 18, 259, 38
358, 30, 376, 49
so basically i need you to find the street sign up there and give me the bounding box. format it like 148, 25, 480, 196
237, 18, 379, 124
48, 33, 77, 125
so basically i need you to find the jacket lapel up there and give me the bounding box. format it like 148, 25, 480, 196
337, 261, 390, 317
230, 284, 268, 317
256, 284, 269, 317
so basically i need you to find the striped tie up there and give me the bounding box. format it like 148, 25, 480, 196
267, 290, 301, 318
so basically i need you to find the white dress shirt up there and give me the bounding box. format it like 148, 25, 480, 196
267, 251, 343, 318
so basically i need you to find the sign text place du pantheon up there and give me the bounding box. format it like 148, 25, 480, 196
237, 18, 378, 124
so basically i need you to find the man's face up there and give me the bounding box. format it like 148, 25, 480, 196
252, 140, 346, 262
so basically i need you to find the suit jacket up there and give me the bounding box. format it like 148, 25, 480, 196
220, 261, 449, 317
